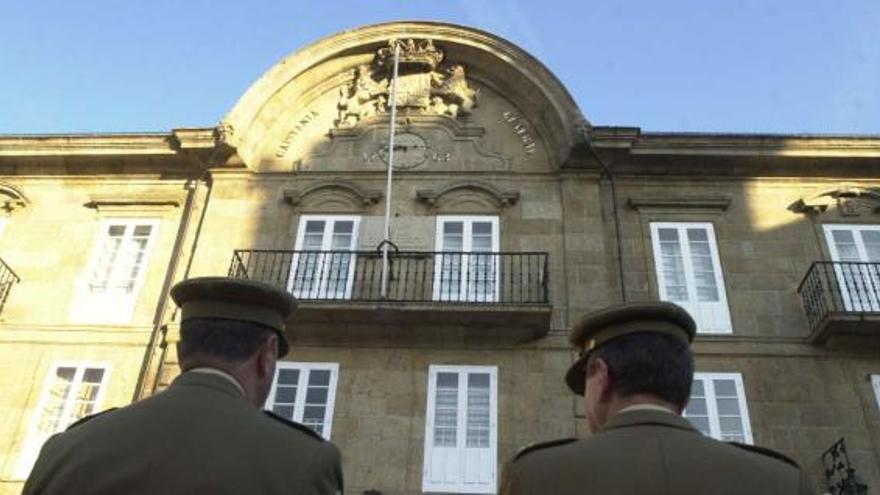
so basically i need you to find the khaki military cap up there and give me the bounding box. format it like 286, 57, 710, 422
170, 277, 296, 357
565, 301, 695, 395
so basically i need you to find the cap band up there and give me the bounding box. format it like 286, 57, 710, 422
583, 320, 691, 352
181, 300, 285, 333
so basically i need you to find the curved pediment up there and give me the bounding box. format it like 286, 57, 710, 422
0, 183, 28, 212
416, 180, 520, 212
282, 180, 383, 212
222, 21, 587, 173
789, 185, 880, 216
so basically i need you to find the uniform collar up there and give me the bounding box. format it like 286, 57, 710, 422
602, 408, 699, 435
187, 367, 246, 396
619, 403, 677, 414
174, 367, 247, 398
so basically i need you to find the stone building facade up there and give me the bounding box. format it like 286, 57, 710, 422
1, 21, 879, 494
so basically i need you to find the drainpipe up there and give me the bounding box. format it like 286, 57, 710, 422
131, 139, 219, 401
580, 127, 627, 303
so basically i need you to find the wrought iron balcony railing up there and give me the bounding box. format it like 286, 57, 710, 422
228, 249, 549, 304
798, 261, 880, 331
0, 255, 20, 315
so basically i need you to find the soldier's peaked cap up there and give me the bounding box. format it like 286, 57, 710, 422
170, 277, 296, 357
565, 301, 695, 395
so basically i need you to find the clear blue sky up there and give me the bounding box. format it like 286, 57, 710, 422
1, 0, 877, 134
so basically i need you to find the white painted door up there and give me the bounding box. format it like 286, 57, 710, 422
434, 216, 499, 302
823, 225, 880, 312
289, 216, 359, 299
423, 366, 497, 494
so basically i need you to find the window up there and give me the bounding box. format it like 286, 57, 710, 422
71, 219, 160, 323
872, 375, 880, 412
264, 362, 339, 439
16, 362, 111, 478
684, 373, 753, 443
423, 365, 497, 494
289, 215, 360, 299
650, 222, 732, 333
434, 216, 500, 302
822, 225, 880, 312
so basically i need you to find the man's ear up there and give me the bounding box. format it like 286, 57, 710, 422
594, 358, 614, 403
175, 341, 186, 369
257, 334, 279, 378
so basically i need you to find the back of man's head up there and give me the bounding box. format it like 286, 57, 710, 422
586, 332, 694, 409
178, 317, 275, 366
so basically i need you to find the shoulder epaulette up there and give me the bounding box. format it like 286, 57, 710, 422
514, 438, 577, 461
728, 442, 800, 469
264, 411, 325, 441
66, 408, 118, 431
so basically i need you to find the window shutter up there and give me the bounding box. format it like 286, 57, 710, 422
461, 372, 495, 490
424, 370, 461, 490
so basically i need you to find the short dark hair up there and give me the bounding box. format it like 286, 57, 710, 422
586, 332, 694, 408
178, 317, 274, 363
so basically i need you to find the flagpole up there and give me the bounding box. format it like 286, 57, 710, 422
380, 41, 400, 299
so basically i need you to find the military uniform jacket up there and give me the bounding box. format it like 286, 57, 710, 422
23, 371, 343, 495
500, 409, 815, 495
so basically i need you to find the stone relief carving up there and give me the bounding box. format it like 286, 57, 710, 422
335, 39, 478, 127
0, 184, 28, 213
789, 186, 880, 216
216, 121, 235, 145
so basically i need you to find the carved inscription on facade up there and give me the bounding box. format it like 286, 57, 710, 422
362, 133, 453, 168
336, 39, 478, 127
275, 110, 320, 158
502, 111, 537, 155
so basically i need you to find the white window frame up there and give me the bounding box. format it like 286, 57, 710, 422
423, 364, 498, 494
264, 362, 339, 440
433, 216, 500, 303
822, 224, 880, 312
872, 374, 880, 412
650, 222, 732, 333
288, 215, 361, 300
71, 218, 161, 324
685, 372, 753, 444
15, 361, 112, 479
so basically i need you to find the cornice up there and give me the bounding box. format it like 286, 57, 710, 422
590, 127, 880, 158
0, 127, 218, 157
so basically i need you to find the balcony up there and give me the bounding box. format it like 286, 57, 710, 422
228, 249, 551, 343
798, 261, 880, 343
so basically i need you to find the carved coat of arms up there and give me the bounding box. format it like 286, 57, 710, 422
335, 39, 478, 127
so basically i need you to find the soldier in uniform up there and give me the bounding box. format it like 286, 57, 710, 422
24, 277, 344, 495
499, 301, 815, 494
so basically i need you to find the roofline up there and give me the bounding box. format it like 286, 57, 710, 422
591, 127, 880, 158
0, 128, 217, 157
2, 125, 878, 159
